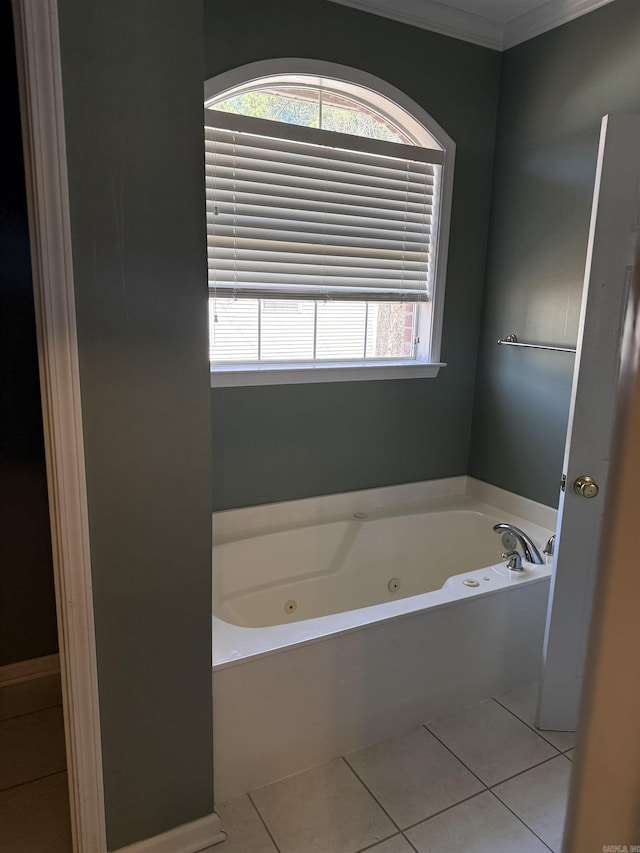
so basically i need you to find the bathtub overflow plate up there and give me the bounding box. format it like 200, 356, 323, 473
284, 599, 297, 614
463, 578, 480, 588
353, 512, 368, 519
388, 578, 401, 593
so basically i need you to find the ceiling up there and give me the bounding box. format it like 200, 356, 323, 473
440, 0, 567, 24
328, 0, 617, 50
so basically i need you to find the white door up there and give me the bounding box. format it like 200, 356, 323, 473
537, 114, 640, 732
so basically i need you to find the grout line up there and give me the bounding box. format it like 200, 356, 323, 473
341, 755, 402, 833
247, 792, 283, 853
400, 790, 487, 834
422, 708, 567, 851
487, 789, 555, 853
488, 752, 565, 789
0, 701, 63, 724
401, 831, 421, 853
423, 719, 565, 796
355, 833, 408, 853
421, 723, 488, 789
342, 757, 424, 853
493, 695, 573, 752
0, 769, 68, 797
0, 706, 64, 736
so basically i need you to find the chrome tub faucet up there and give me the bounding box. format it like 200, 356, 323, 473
493, 523, 544, 564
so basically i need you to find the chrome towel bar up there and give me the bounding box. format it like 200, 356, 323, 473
497, 333, 576, 354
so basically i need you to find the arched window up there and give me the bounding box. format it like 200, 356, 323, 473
205, 60, 454, 385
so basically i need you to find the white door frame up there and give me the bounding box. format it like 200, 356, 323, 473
11, 1, 107, 851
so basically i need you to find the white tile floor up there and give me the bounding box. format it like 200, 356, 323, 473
215, 683, 576, 853
0, 674, 71, 853
0, 675, 575, 853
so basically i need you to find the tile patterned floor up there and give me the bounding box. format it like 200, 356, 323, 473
0, 675, 575, 853
215, 683, 576, 853
0, 674, 71, 853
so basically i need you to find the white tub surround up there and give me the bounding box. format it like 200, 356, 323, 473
213, 476, 555, 549
212, 477, 556, 801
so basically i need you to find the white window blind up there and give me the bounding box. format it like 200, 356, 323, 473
205, 108, 442, 304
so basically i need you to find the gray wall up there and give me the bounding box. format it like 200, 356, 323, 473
205, 0, 502, 510
470, 0, 640, 506
57, 1, 213, 848
0, 3, 57, 667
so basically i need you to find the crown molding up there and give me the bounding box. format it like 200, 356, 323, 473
328, 0, 617, 51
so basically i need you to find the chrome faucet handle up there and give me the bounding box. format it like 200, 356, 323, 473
543, 534, 556, 557
502, 550, 524, 571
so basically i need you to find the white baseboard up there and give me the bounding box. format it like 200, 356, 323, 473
112, 813, 226, 853
0, 653, 61, 687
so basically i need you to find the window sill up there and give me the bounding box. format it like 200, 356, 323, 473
210, 360, 446, 387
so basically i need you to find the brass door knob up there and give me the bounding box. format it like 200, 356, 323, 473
574, 475, 599, 498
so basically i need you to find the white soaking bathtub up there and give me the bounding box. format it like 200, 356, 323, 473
212, 477, 556, 801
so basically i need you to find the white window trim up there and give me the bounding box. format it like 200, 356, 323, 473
210, 360, 446, 387
205, 59, 455, 387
